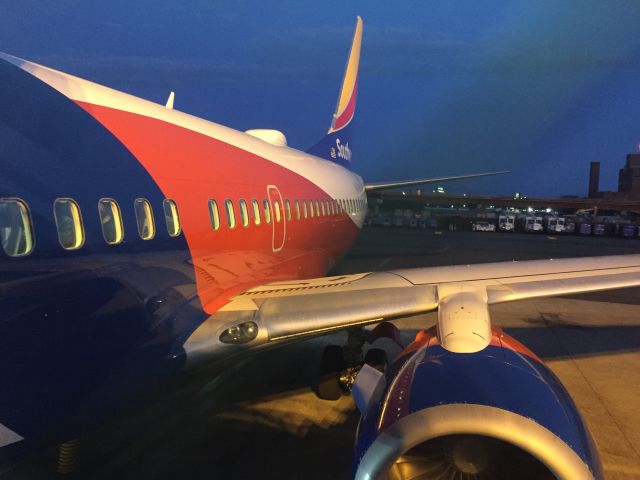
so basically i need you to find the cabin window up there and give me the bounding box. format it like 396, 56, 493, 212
208, 199, 220, 230
0, 198, 34, 256
98, 198, 124, 245
239, 199, 249, 227
134, 198, 155, 240
285, 199, 292, 221
329, 200, 335, 215
54, 199, 85, 250
319, 201, 325, 217
302, 200, 308, 218
251, 199, 261, 225
294, 200, 300, 220
263, 199, 272, 224
163, 199, 181, 237
309, 200, 315, 218
225, 199, 236, 229
274, 200, 282, 223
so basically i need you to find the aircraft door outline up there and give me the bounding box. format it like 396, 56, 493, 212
267, 185, 286, 252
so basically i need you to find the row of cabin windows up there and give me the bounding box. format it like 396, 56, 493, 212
0, 197, 180, 257
208, 196, 366, 230
0, 195, 367, 257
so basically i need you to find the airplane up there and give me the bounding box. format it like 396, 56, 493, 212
1, 16, 639, 480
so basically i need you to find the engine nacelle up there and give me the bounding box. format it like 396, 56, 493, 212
352, 326, 603, 480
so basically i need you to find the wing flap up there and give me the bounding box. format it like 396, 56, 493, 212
258, 285, 437, 341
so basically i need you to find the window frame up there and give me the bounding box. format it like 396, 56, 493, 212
285, 199, 292, 221
163, 199, 181, 237
294, 200, 300, 220
0, 198, 35, 256
208, 199, 220, 230
251, 199, 261, 226
134, 198, 155, 240
273, 200, 282, 223
239, 199, 249, 228
225, 199, 237, 229
98, 198, 124, 245
263, 199, 272, 224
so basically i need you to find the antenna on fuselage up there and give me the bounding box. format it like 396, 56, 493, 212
165, 91, 175, 109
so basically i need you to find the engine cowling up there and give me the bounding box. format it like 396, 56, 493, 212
352, 326, 603, 480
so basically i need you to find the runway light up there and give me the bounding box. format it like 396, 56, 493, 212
220, 321, 259, 344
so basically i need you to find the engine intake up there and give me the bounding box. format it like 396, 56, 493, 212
355, 403, 597, 480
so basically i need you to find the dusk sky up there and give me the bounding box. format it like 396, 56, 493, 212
3, 1, 640, 196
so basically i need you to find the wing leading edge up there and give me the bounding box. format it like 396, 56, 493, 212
184, 255, 640, 364
364, 170, 509, 191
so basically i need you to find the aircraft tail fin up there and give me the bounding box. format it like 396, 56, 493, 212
306, 16, 362, 169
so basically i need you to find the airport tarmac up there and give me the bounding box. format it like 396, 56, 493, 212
4, 228, 640, 479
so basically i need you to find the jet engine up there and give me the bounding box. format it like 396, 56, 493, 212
351, 326, 603, 480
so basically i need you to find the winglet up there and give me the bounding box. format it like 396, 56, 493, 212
330, 16, 362, 134
306, 17, 362, 168
165, 91, 175, 109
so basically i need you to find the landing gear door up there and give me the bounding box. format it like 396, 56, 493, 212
267, 185, 286, 252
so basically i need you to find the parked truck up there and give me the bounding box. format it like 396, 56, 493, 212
546, 217, 565, 233
498, 214, 515, 232
525, 216, 543, 233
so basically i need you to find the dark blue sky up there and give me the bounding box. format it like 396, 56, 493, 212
3, 1, 640, 196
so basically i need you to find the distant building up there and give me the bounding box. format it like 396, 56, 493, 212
618, 153, 640, 196
589, 153, 640, 200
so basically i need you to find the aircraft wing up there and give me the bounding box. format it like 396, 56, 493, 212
364, 171, 509, 191
185, 255, 640, 362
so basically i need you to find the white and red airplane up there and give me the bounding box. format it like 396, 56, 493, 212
1, 17, 639, 479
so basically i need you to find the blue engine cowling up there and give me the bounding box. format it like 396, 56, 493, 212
352, 327, 603, 480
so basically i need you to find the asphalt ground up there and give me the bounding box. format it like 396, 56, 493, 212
4, 228, 640, 479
